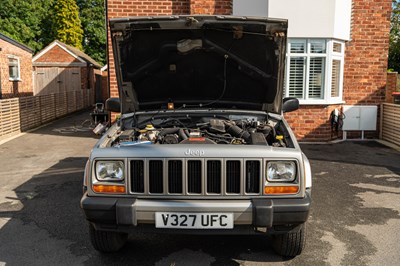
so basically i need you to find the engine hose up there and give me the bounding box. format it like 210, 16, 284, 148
179, 128, 188, 140
226, 124, 251, 143
158, 128, 179, 136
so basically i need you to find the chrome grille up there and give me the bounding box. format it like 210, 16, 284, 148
129, 159, 262, 196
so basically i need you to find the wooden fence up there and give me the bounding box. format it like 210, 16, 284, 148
380, 103, 400, 147
0, 98, 20, 140
0, 90, 94, 141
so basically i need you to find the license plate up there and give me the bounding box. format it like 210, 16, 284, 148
155, 212, 234, 229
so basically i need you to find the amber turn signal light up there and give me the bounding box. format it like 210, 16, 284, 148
264, 186, 299, 194
93, 185, 126, 193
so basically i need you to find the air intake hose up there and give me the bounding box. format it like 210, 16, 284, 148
225, 122, 251, 143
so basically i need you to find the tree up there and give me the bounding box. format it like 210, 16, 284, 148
0, 0, 54, 52
52, 0, 84, 50
0, 0, 105, 63
389, 0, 400, 71
77, 0, 106, 65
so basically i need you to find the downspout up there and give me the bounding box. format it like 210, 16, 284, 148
105, 0, 110, 99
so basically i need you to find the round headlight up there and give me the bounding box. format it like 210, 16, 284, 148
95, 161, 124, 181
267, 161, 296, 182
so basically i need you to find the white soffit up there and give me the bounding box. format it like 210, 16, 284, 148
233, 0, 352, 41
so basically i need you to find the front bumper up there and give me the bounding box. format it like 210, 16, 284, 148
81, 193, 311, 233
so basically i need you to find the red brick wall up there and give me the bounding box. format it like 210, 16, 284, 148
0, 39, 33, 98
107, 0, 232, 99
284, 105, 343, 142
35, 45, 80, 63
285, 0, 391, 141
190, 0, 232, 14
340, 0, 391, 140
107, 0, 190, 17
343, 0, 391, 106
386, 72, 397, 103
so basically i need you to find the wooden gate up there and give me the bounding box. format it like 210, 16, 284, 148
34, 67, 81, 95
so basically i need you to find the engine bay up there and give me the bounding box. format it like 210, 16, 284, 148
107, 111, 294, 148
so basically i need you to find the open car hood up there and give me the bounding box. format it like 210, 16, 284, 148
110, 16, 287, 114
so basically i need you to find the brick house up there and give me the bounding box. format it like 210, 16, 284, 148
32, 40, 103, 98
105, 0, 391, 141
0, 32, 34, 99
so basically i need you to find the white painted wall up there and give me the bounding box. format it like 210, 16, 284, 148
233, 0, 268, 17
333, 0, 352, 40
233, 0, 352, 41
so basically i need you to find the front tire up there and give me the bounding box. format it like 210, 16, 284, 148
272, 224, 306, 257
89, 224, 128, 252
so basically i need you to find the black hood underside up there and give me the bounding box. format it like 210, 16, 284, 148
110, 16, 287, 114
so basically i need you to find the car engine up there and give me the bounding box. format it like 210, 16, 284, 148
111, 116, 290, 148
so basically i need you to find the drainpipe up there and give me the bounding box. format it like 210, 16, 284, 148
105, 0, 110, 99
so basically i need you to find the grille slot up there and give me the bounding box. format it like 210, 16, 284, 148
187, 160, 202, 194
130, 159, 263, 196
207, 160, 221, 194
149, 160, 163, 193
168, 160, 183, 193
245, 161, 260, 193
131, 160, 144, 193
226, 160, 241, 194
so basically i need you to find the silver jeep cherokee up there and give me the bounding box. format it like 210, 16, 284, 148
81, 15, 312, 257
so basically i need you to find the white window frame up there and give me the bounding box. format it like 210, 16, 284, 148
8, 56, 21, 81
330, 41, 344, 102
285, 39, 345, 105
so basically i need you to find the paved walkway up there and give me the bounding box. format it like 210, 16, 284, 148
0, 111, 98, 265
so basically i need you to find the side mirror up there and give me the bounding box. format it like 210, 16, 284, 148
105, 98, 121, 112
282, 97, 299, 113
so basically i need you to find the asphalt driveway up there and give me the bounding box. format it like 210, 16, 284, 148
0, 111, 399, 266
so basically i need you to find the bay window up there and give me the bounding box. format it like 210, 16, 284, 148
285, 39, 344, 104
